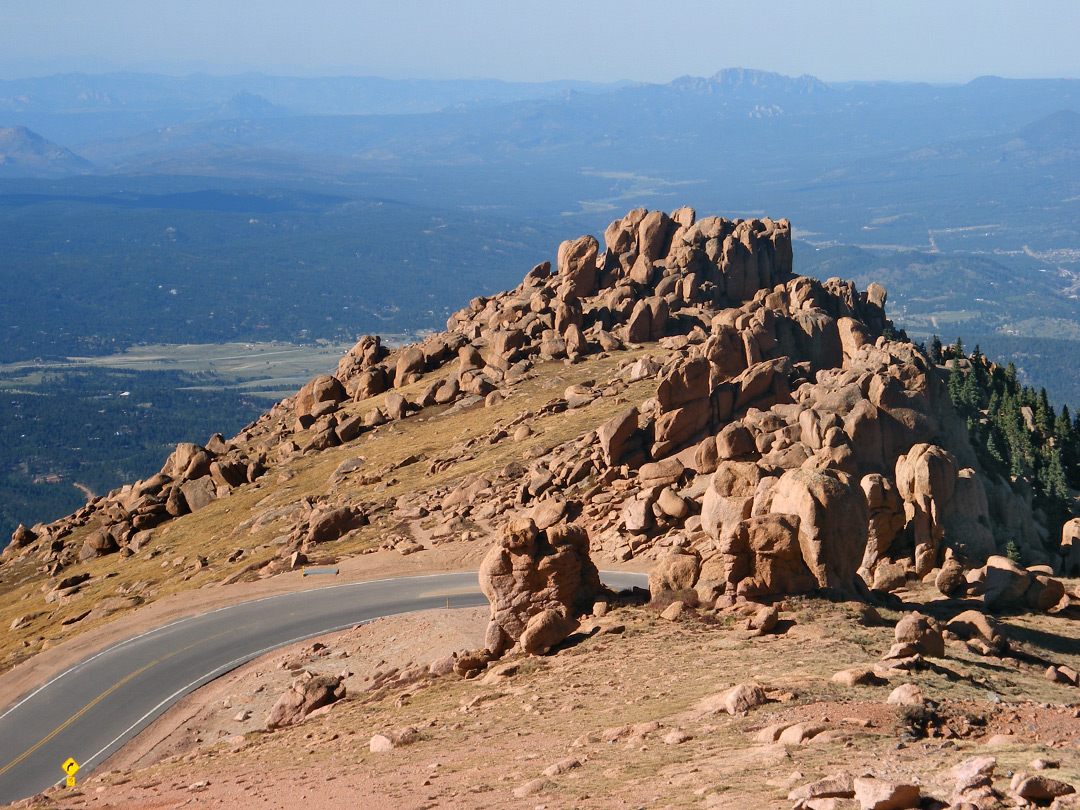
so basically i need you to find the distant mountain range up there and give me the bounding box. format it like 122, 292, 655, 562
0, 72, 622, 146
2, 66, 1080, 397
2, 68, 1080, 184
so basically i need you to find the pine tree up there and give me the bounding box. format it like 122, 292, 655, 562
1005, 362, 1018, 387
1035, 388, 1052, 433
1058, 405, 1080, 488
1046, 447, 1069, 500
971, 345, 989, 388
1022, 385, 1037, 410
930, 335, 943, 364
1037, 445, 1071, 533
985, 424, 1008, 472
960, 371, 980, 415
947, 359, 964, 408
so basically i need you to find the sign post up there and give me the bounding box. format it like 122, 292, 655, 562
62, 758, 79, 788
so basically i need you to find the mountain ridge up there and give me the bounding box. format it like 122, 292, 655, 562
3, 205, 1074, 637
0, 124, 91, 176
2, 205, 1079, 809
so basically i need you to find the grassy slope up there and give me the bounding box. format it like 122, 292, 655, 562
0, 347, 657, 673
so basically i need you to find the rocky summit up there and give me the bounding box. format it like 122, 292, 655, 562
5, 207, 1067, 609
2, 207, 1079, 809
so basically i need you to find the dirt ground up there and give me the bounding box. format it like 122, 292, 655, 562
100, 606, 490, 775
1, 538, 651, 722
15, 581, 1080, 810
0, 544, 501, 714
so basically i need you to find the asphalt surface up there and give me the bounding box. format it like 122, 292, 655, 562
0, 569, 647, 805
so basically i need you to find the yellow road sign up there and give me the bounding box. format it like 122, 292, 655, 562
66, 775, 76, 787
61, 757, 79, 776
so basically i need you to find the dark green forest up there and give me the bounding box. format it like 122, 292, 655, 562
0, 367, 267, 544
0, 182, 558, 363
935, 336, 1079, 549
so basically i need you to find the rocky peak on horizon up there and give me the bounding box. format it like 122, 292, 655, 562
0, 124, 91, 176
209, 90, 284, 121
686, 67, 829, 95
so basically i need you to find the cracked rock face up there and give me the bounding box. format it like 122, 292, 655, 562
478, 518, 604, 657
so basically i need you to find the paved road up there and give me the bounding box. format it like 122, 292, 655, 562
0, 570, 647, 804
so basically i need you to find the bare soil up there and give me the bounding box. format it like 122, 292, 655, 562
16, 581, 1080, 810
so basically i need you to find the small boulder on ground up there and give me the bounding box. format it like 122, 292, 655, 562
789, 772, 856, 802
722, 683, 768, 715
660, 601, 686, 621
894, 612, 944, 657
832, 667, 886, 687
1010, 772, 1076, 803
886, 683, 924, 706
265, 673, 345, 730
853, 777, 920, 810
368, 727, 419, 753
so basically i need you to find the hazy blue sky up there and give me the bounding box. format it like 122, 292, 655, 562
2, 0, 1078, 83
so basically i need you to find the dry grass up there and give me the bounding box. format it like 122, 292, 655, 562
0, 348, 658, 672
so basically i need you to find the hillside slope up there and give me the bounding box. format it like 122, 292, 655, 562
3, 205, 1075, 668
3, 205, 1080, 809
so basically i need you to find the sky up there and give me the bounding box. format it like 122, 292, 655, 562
2, 0, 1079, 84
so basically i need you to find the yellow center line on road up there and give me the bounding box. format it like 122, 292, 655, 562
0, 623, 252, 779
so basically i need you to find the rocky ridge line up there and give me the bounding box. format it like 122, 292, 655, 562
5, 206, 1075, 630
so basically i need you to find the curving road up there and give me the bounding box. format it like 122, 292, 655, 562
0, 570, 647, 805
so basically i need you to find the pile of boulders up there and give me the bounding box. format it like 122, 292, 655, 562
787, 755, 1077, 810
936, 553, 1068, 612
8, 206, 1076, 615
264, 671, 346, 730
4, 435, 266, 573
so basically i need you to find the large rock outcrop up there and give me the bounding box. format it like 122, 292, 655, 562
478, 518, 604, 657
768, 468, 869, 591
9, 205, 1067, 624
1061, 518, 1080, 577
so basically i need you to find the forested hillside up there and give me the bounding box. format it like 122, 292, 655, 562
0, 185, 557, 362
937, 336, 1078, 554
0, 368, 265, 544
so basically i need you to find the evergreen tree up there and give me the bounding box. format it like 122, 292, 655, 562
1055, 404, 1071, 439
930, 335, 943, 364
1035, 388, 1052, 433
1046, 447, 1069, 500
960, 371, 980, 415
1057, 405, 1080, 488
984, 423, 1008, 473
1022, 385, 1037, 409
1038, 446, 1071, 533
947, 358, 962, 401
971, 345, 989, 388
